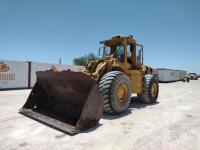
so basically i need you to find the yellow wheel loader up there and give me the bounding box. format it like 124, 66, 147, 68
20, 35, 159, 135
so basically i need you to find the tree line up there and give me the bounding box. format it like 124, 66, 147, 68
73, 53, 97, 66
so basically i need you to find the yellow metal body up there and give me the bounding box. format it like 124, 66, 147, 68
82, 35, 153, 94
127, 70, 142, 93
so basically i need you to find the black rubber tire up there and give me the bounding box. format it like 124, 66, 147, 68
138, 74, 159, 103
99, 71, 131, 114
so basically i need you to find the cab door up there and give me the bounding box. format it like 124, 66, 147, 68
126, 43, 143, 94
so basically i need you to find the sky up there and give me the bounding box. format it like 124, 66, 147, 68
0, 0, 200, 73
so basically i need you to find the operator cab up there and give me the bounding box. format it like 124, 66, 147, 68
99, 35, 143, 69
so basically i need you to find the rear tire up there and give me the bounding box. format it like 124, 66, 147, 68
99, 71, 131, 114
138, 74, 159, 103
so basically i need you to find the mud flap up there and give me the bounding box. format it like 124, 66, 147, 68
19, 71, 103, 135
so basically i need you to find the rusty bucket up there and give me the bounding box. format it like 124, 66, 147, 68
19, 71, 103, 135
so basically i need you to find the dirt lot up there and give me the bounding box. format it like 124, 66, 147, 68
0, 80, 200, 150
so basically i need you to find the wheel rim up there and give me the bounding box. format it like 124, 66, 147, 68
117, 83, 128, 103
151, 83, 158, 97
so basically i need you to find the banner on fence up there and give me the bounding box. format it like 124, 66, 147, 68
0, 60, 28, 89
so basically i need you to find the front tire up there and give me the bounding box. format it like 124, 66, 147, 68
99, 71, 131, 114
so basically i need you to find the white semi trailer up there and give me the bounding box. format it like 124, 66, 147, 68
157, 68, 186, 82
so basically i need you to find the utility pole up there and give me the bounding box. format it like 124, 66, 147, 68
59, 58, 62, 64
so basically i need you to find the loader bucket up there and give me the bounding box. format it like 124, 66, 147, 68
19, 71, 103, 135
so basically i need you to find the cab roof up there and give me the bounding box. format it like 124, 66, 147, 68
100, 35, 137, 47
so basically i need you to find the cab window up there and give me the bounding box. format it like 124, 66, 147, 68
127, 45, 132, 64
115, 45, 125, 62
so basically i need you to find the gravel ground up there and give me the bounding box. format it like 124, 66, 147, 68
0, 80, 200, 150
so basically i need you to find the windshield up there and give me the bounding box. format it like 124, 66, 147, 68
98, 46, 111, 58
115, 45, 125, 59
189, 73, 196, 76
